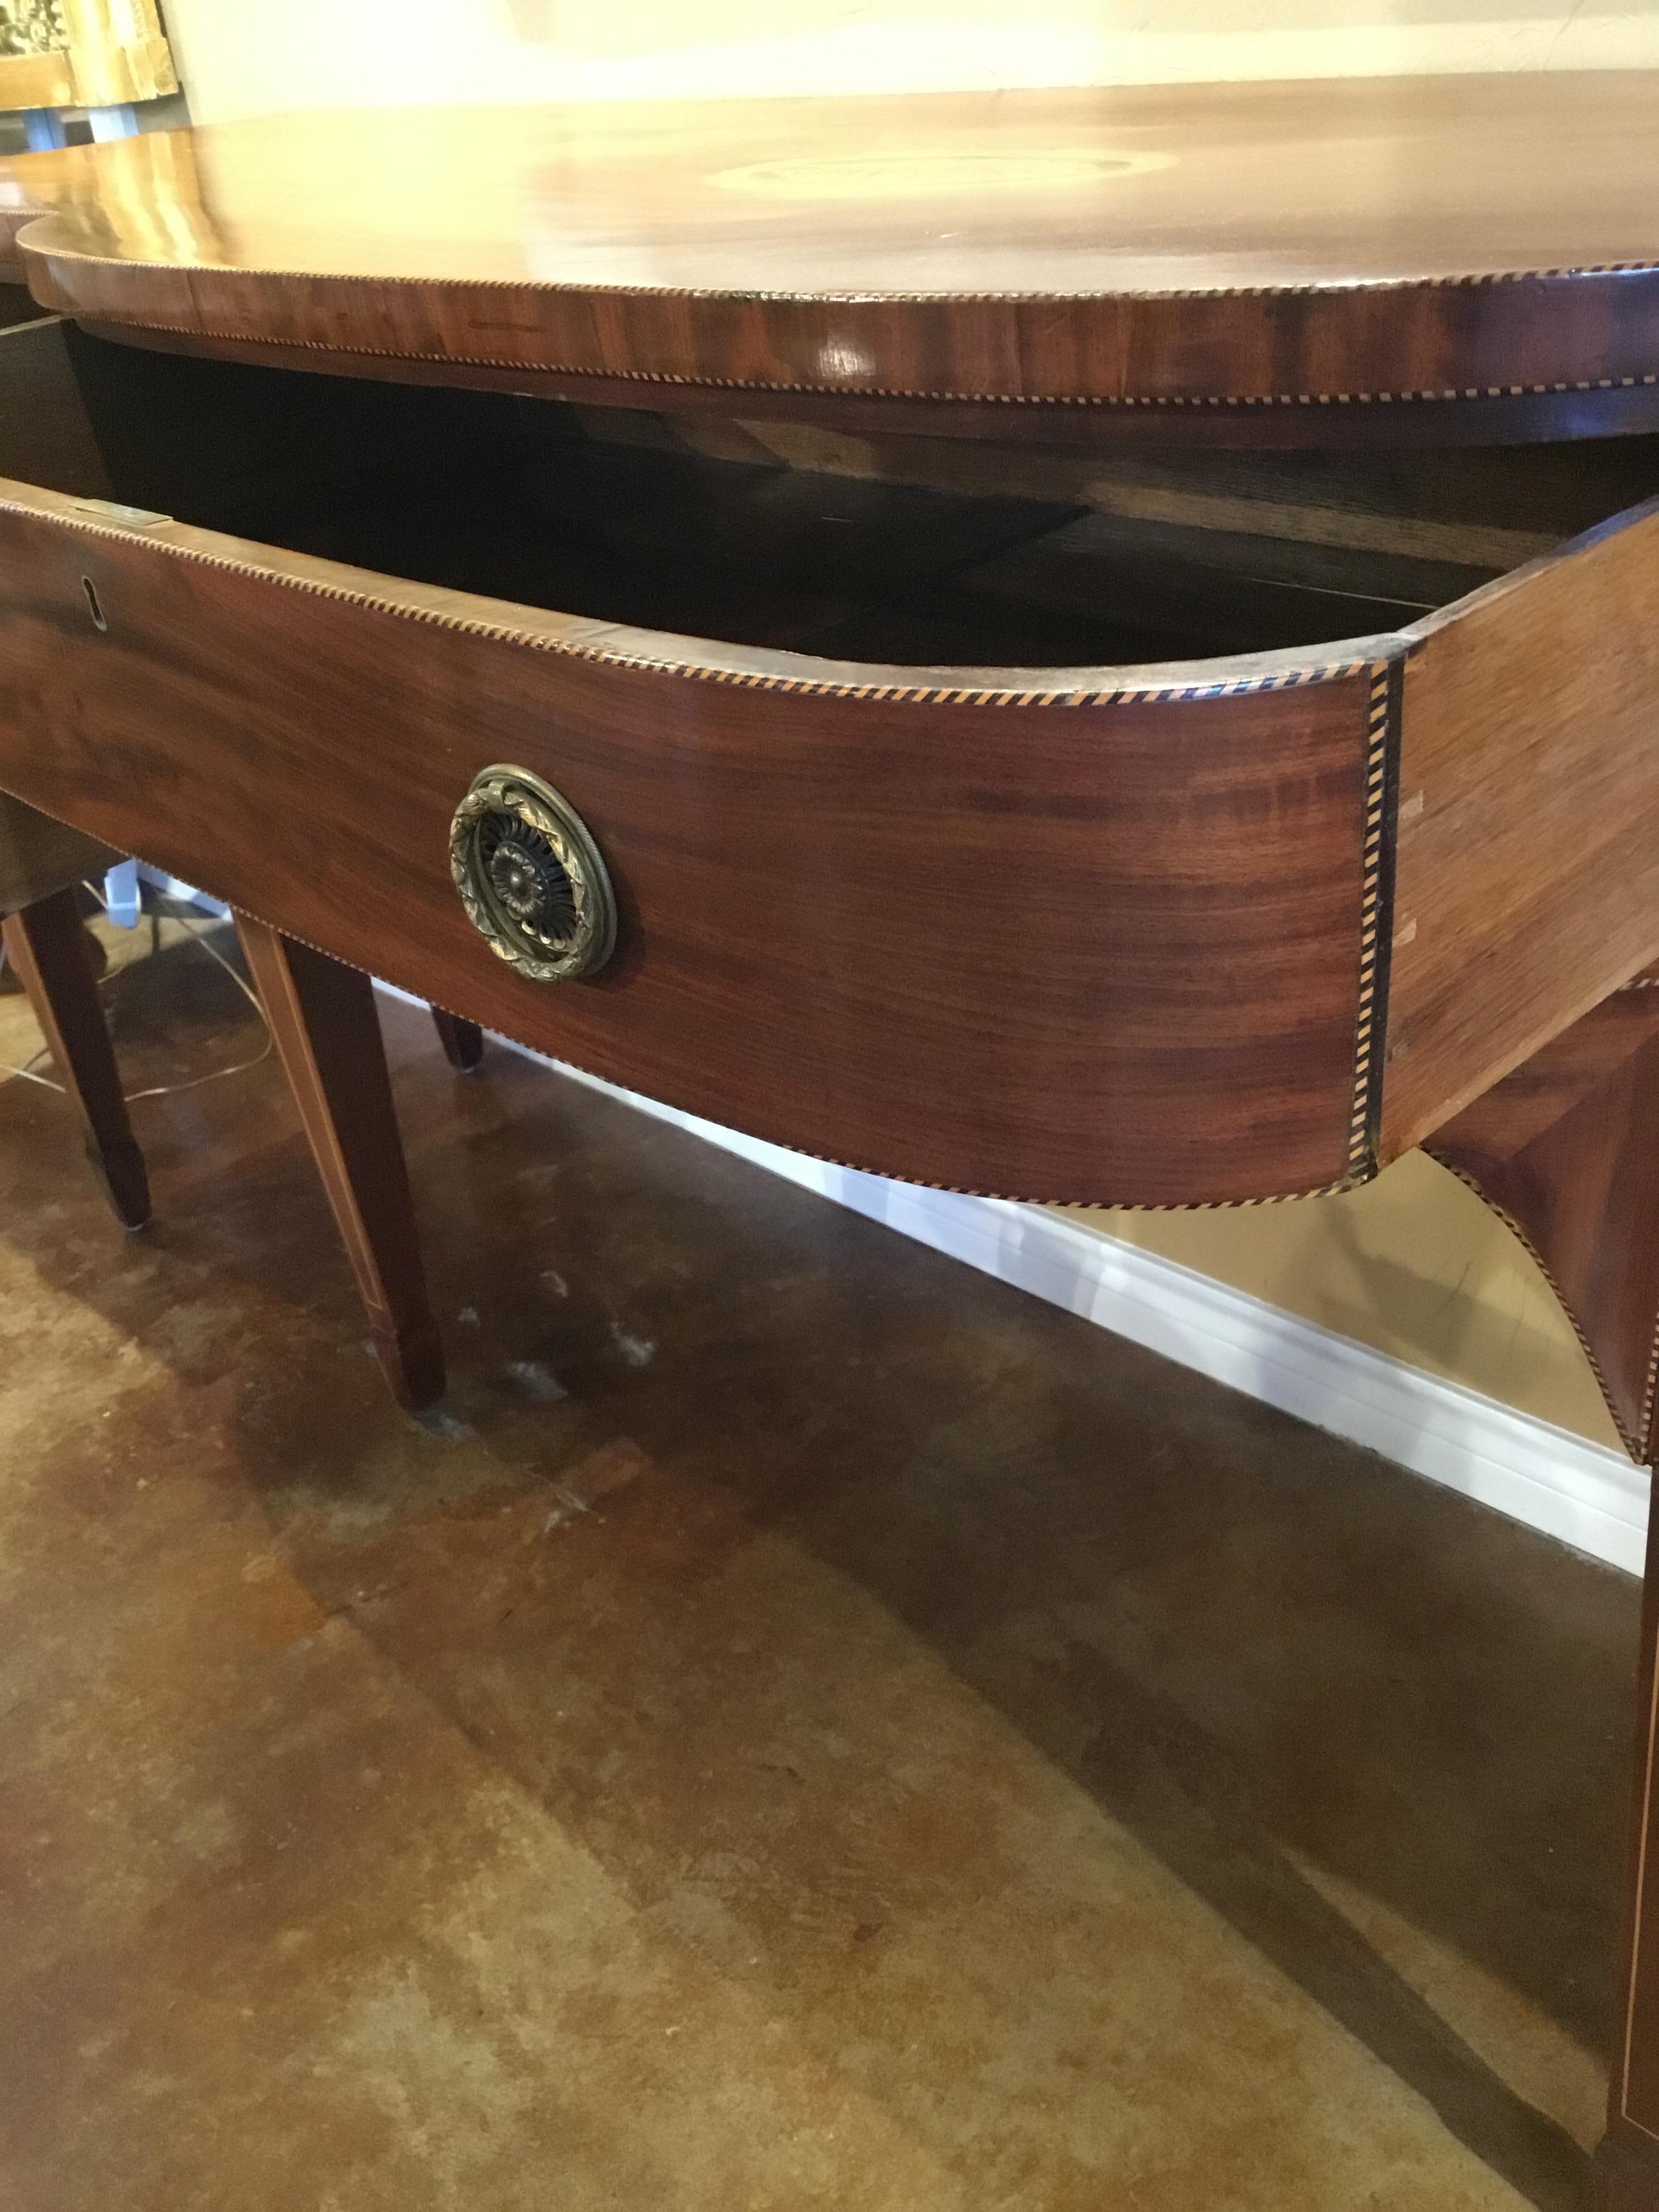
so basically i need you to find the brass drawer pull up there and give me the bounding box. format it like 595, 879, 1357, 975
449, 765, 616, 982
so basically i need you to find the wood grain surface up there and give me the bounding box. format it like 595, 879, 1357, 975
14, 79, 1659, 419
1384, 501, 1659, 1155
1607, 1492, 1659, 2190
1599, 2116, 1659, 2211
3, 885, 150, 1231
1433, 979, 1659, 2202
14, 319, 1659, 1196
77, 318, 1659, 453
1430, 985, 1659, 1458
236, 916, 444, 1410
0, 789, 117, 914
0, 476, 1382, 1206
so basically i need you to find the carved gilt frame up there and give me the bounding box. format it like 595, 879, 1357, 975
0, 0, 176, 111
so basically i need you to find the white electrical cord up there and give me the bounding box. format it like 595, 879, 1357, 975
0, 895, 272, 1101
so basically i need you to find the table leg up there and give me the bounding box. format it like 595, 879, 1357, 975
236, 915, 443, 1411
3, 886, 150, 1229
430, 1007, 485, 1072
1601, 1500, 1659, 2207
1429, 985, 1659, 2203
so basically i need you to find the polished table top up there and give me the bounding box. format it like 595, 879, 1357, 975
0, 144, 79, 283
12, 75, 1659, 408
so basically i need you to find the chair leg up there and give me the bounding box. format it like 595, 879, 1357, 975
430, 1007, 485, 1073
236, 916, 444, 1412
3, 887, 150, 1229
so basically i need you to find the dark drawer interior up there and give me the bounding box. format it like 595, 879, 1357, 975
47, 324, 1659, 671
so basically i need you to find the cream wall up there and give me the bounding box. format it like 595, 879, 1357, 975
151, 0, 1644, 1455
1065, 1163, 1626, 1454
161, 0, 1659, 125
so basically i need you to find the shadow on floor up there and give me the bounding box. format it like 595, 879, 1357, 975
0, 924, 1637, 2211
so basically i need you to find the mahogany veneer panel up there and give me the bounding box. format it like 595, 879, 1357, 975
1431, 987, 1659, 1456
1383, 504, 1659, 1154
3, 884, 150, 1229
17, 78, 1659, 422
74, 321, 1659, 453
14, 316, 1659, 1202
0, 790, 116, 914
0, 483, 1380, 1206
237, 917, 444, 1410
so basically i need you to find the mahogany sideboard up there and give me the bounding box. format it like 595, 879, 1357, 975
5, 77, 1659, 2201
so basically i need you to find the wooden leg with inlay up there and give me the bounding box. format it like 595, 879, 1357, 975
1600, 2128, 1659, 2210
1600, 1493, 1659, 2209
1600, 1461, 1659, 2209
1427, 981, 1659, 2205
430, 1006, 484, 1073
237, 914, 443, 1412
3, 885, 150, 1229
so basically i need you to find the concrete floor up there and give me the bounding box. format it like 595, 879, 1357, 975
0, 917, 1643, 2212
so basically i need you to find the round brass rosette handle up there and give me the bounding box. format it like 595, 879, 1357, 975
449, 765, 617, 982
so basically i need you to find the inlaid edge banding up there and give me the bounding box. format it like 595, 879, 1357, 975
0, 508, 1386, 1208
1640, 1268, 1659, 1461
0, 493, 1374, 705
1572, 979, 1659, 1454
27, 237, 1659, 301
0, 742, 1375, 1216
1601, 979, 1659, 1485
1347, 660, 1398, 1181
52, 303, 1659, 411
1425, 1151, 1648, 1463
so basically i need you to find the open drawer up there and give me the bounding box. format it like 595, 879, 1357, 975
1, 315, 1657, 1207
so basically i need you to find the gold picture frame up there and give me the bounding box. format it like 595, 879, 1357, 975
0, 0, 176, 112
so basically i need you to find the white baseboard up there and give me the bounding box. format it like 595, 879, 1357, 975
382, 989, 1650, 1577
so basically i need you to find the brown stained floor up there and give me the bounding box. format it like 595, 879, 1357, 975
0, 919, 1643, 2212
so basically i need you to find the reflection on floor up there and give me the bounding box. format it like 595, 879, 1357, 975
0, 918, 1639, 2212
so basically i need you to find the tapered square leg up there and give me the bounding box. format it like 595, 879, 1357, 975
430, 1007, 484, 1073
3, 886, 150, 1229
1601, 1494, 1659, 2209
1428, 986, 1659, 2205
237, 916, 443, 1411
1599, 2121, 1659, 2209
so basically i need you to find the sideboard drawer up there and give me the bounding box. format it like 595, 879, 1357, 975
1, 327, 1656, 1207
0, 476, 1380, 1208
